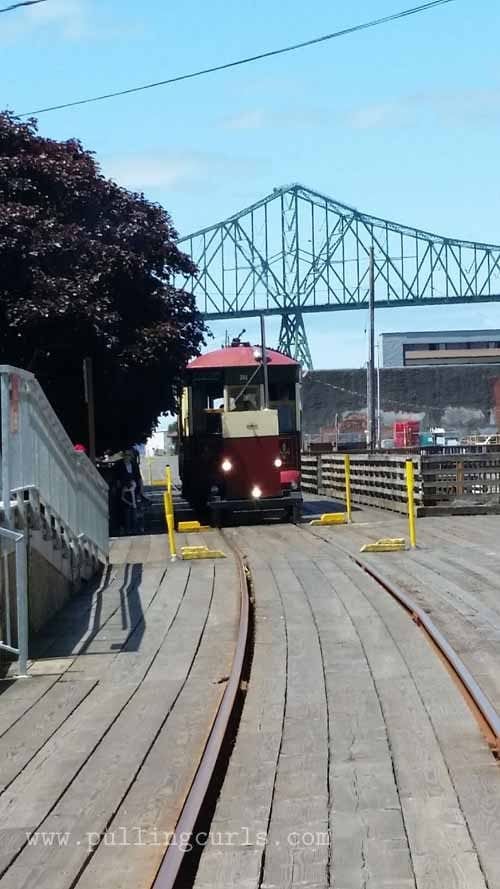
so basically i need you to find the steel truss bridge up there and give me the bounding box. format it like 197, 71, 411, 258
176, 183, 500, 369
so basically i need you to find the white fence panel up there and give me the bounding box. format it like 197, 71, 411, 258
1, 366, 108, 558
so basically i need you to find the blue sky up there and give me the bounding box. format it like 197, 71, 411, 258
3, 0, 500, 367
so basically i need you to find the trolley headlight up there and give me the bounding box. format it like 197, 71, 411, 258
221, 458, 233, 472
273, 457, 283, 468
251, 485, 262, 499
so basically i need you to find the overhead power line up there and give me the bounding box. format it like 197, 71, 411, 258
22, 0, 456, 116
1, 0, 48, 12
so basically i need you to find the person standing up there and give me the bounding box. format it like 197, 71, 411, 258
121, 478, 137, 535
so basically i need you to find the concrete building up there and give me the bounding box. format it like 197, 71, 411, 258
303, 364, 500, 444
382, 330, 500, 367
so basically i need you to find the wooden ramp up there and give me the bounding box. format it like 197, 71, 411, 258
0, 534, 240, 889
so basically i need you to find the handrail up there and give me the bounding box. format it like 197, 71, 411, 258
0, 366, 108, 557
0, 526, 28, 677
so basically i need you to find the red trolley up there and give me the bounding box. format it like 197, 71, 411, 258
179, 340, 302, 523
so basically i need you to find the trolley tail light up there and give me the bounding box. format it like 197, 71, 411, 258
221, 458, 233, 472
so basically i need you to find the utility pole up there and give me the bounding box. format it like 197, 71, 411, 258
82, 357, 96, 463
260, 315, 270, 409
376, 339, 382, 448
366, 248, 376, 450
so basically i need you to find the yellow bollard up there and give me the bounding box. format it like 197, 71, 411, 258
167, 465, 175, 523
163, 490, 177, 562
344, 454, 352, 524
165, 465, 172, 495
405, 459, 417, 549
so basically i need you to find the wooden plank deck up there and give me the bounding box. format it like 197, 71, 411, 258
309, 505, 500, 714
194, 521, 500, 889
2, 515, 499, 888
0, 533, 240, 889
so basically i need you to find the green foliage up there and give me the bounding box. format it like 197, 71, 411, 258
0, 111, 204, 450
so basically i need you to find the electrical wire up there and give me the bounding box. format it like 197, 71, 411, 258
0, 0, 48, 12
21, 0, 456, 116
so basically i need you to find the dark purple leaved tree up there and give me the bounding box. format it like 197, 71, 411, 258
0, 111, 204, 451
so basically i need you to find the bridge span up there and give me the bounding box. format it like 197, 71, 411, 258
176, 183, 500, 368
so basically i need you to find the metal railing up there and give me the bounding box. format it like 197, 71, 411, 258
0, 366, 109, 558
0, 526, 28, 676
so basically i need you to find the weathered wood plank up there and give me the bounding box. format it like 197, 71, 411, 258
69, 562, 238, 889
0, 564, 191, 877
0, 676, 58, 738
0, 555, 234, 889
0, 679, 97, 792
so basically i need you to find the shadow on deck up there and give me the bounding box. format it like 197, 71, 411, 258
27, 561, 146, 663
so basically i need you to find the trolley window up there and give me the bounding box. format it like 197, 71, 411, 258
191, 383, 224, 435
272, 404, 295, 433
269, 381, 297, 433
227, 385, 261, 412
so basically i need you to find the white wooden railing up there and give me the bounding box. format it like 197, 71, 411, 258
1, 366, 109, 559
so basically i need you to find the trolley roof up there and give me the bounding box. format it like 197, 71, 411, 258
188, 345, 299, 370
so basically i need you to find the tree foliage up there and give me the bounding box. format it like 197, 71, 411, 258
0, 111, 204, 451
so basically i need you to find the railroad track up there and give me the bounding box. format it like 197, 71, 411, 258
189, 522, 500, 889
151, 517, 500, 888
152, 530, 250, 889
305, 523, 500, 757
2, 520, 500, 888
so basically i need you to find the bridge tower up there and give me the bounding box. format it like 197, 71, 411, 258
278, 189, 313, 369
278, 312, 313, 369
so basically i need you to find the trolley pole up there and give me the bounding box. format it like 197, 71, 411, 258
367, 248, 376, 450
260, 314, 270, 409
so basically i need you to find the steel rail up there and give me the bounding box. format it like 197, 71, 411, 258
152, 532, 249, 889
306, 527, 500, 752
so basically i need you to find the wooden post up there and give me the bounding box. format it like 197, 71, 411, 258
405, 459, 417, 549
344, 454, 352, 523
82, 357, 96, 463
